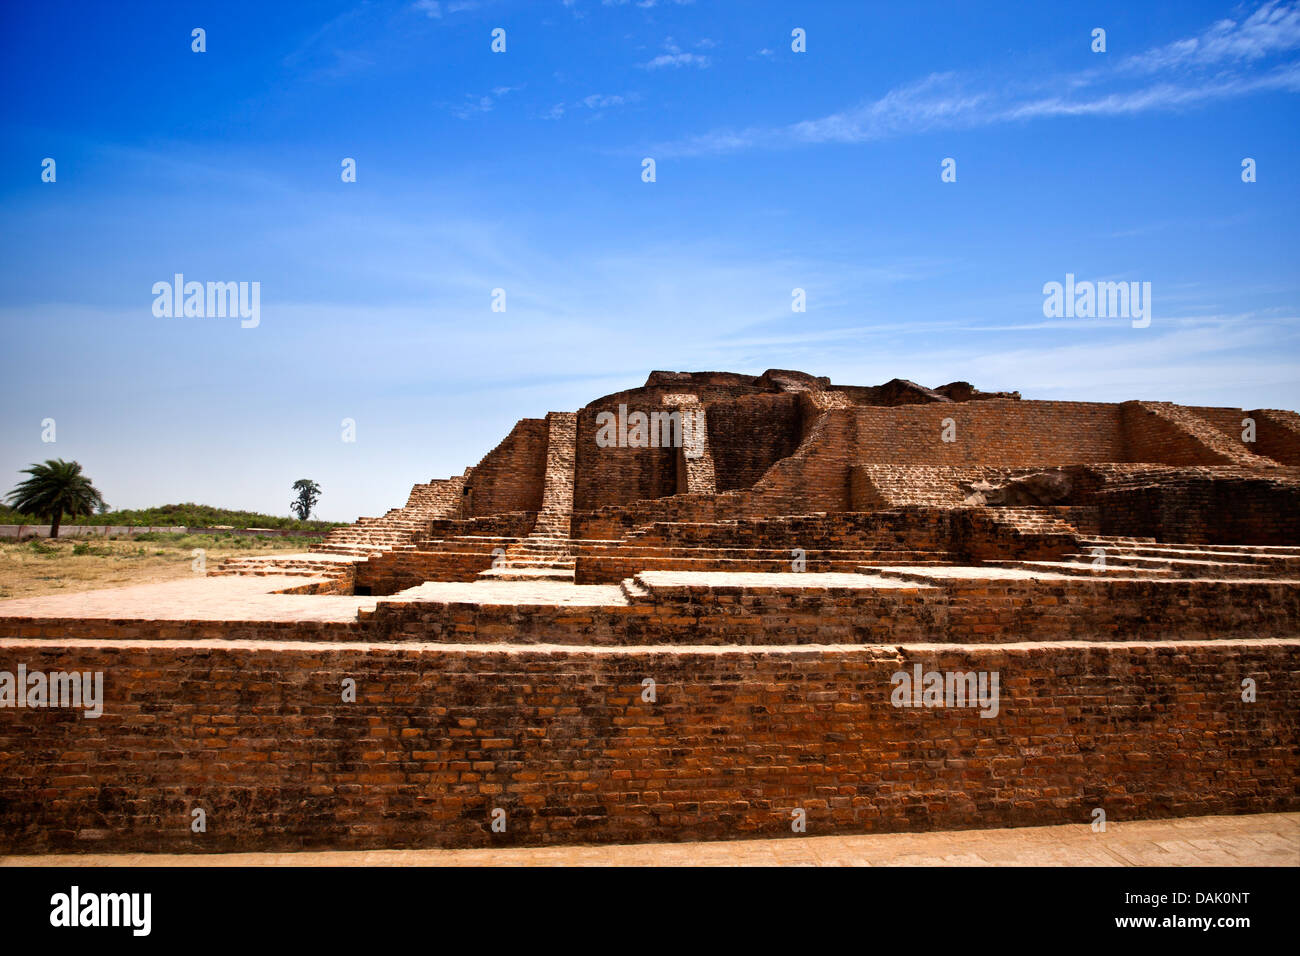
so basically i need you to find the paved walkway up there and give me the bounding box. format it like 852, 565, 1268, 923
4, 813, 1295, 867
392, 580, 628, 605
0, 569, 944, 625
0, 575, 630, 621
0, 569, 945, 624
0, 575, 377, 623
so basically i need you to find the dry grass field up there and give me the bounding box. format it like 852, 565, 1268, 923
0, 533, 320, 600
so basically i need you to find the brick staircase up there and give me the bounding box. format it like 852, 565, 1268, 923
983, 506, 1081, 536
312, 474, 467, 557
478, 412, 580, 582
853, 465, 989, 508
476, 535, 577, 582
573, 513, 961, 582
1128, 401, 1280, 468
211, 475, 468, 582
207, 552, 356, 584
997, 534, 1300, 579
1251, 408, 1300, 464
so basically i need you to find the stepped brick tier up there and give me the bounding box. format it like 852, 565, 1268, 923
2, 369, 1299, 855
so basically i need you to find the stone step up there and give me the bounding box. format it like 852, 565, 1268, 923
854, 567, 957, 584
1077, 535, 1161, 546
989, 560, 1177, 578
1067, 548, 1300, 567
578, 545, 958, 561
595, 556, 958, 575
1080, 539, 1300, 557
476, 566, 576, 582
435, 536, 524, 545
996, 556, 1292, 579
619, 577, 652, 602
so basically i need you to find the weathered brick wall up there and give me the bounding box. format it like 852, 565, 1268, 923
597, 371, 770, 407
572, 494, 747, 539
423, 513, 536, 541
577, 507, 1073, 570
356, 549, 496, 592
404, 475, 467, 517
1189, 406, 1251, 445
706, 393, 805, 492
854, 400, 1125, 466
465, 419, 549, 517
1, 638, 1294, 853
628, 511, 960, 551
1095, 476, 1300, 544
563, 575, 1300, 644
742, 400, 857, 514
4, 576, 1296, 649
534, 412, 579, 536
1120, 402, 1242, 465
574, 405, 678, 511
935, 577, 1300, 641
1251, 408, 1300, 465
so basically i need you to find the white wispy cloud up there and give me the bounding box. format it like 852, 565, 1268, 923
655, 1, 1300, 156
1119, 0, 1300, 72
641, 37, 711, 70
602, 0, 695, 7
413, 0, 479, 18
582, 92, 631, 108
450, 84, 524, 118
542, 92, 639, 119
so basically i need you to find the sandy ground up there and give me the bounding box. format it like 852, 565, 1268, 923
4, 812, 1295, 867
0, 534, 319, 600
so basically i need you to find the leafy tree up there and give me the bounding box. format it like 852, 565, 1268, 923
290, 479, 321, 521
6, 459, 106, 538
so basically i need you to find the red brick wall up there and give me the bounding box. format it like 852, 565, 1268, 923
1095, 476, 1300, 544
1189, 406, 1250, 443
706, 393, 805, 492
357, 549, 496, 592
743, 402, 857, 513
1, 638, 1294, 853
1120, 402, 1240, 465
4, 576, 1295, 648
466, 419, 548, 516
1251, 409, 1300, 465
854, 400, 1125, 466
574, 405, 678, 511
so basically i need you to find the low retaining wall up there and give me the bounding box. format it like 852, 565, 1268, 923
1094, 477, 1300, 544
0, 638, 1294, 853
4, 577, 1297, 647
357, 550, 495, 594
0, 525, 331, 539
0, 525, 187, 539
363, 576, 1300, 646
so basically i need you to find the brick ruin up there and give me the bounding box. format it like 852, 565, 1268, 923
1, 369, 1298, 853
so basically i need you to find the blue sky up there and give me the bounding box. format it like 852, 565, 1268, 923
2, 0, 1298, 520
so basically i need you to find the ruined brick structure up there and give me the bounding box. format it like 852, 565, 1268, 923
2, 370, 1297, 854
294, 368, 1300, 586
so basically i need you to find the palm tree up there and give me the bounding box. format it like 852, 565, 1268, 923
6, 459, 106, 538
